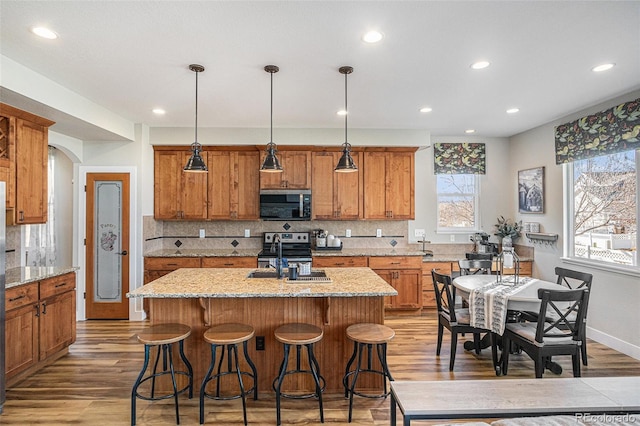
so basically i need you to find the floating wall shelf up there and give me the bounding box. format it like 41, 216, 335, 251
525, 232, 559, 245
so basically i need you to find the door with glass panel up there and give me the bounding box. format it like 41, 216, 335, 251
85, 173, 130, 319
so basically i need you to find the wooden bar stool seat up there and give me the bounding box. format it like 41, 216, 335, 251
272, 323, 325, 425
131, 323, 193, 426
343, 323, 395, 422
200, 323, 258, 425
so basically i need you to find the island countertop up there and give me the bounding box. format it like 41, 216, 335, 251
127, 267, 397, 298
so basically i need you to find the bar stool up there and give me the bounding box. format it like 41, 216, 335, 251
272, 323, 325, 425
131, 323, 193, 426
200, 323, 258, 425
343, 323, 395, 423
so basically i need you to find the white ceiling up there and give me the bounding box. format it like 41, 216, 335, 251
1, 1, 639, 141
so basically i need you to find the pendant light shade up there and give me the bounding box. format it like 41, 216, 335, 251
335, 66, 358, 173
260, 65, 283, 173
184, 64, 208, 173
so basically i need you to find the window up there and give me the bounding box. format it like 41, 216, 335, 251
436, 174, 479, 232
566, 149, 638, 268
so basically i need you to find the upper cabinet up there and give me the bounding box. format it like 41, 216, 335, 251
260, 150, 311, 189
311, 150, 363, 220
154, 149, 208, 220
0, 103, 54, 225
363, 149, 416, 220
207, 149, 260, 220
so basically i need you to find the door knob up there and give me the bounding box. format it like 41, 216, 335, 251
117, 250, 128, 256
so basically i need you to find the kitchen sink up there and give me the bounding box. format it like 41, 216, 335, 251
246, 270, 328, 279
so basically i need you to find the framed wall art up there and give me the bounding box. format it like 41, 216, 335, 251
518, 166, 544, 213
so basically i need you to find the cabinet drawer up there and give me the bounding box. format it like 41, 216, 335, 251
144, 257, 202, 270
5, 283, 38, 311
40, 273, 76, 300
202, 257, 256, 268
368, 256, 422, 269
313, 256, 368, 268
422, 261, 453, 275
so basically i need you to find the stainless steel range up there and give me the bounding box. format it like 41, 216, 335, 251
257, 232, 312, 268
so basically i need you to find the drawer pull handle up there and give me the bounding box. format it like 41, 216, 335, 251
9, 294, 26, 302
42, 301, 47, 315
167, 263, 178, 266
224, 263, 233, 266
35, 304, 40, 317
391, 262, 401, 265
55, 282, 68, 288
335, 262, 345, 266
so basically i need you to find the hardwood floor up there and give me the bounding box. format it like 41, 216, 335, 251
2, 310, 639, 425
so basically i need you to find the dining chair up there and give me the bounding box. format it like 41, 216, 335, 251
554, 267, 593, 365
458, 259, 493, 275
465, 252, 493, 261
431, 269, 489, 371
501, 287, 589, 378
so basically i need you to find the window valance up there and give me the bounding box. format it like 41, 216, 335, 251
555, 97, 640, 164
433, 142, 486, 174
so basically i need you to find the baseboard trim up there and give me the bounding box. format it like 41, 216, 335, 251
587, 326, 640, 361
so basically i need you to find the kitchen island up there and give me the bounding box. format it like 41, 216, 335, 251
127, 267, 397, 394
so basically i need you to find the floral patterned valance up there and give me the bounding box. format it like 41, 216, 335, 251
555, 97, 640, 164
433, 142, 486, 174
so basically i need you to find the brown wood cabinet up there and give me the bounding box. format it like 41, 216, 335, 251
153, 149, 208, 220
363, 149, 416, 220
0, 103, 54, 224
369, 256, 422, 310
422, 262, 453, 308
311, 151, 363, 220
207, 150, 260, 220
312, 256, 368, 268
260, 150, 311, 189
4, 272, 76, 386
143, 257, 203, 283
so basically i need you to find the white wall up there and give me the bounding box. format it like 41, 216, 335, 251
410, 136, 512, 244
510, 89, 640, 358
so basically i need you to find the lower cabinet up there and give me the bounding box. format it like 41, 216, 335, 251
422, 262, 452, 308
369, 256, 423, 310
4, 272, 76, 385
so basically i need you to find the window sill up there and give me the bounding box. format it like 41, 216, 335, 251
560, 257, 640, 279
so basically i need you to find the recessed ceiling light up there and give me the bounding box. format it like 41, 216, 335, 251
470, 61, 490, 70
506, 108, 520, 114
465, 129, 476, 134
337, 109, 348, 116
152, 108, 166, 115
592, 63, 615, 72
419, 107, 433, 113
362, 30, 384, 44
31, 26, 58, 39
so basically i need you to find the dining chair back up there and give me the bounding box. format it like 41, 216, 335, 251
554, 267, 593, 365
465, 252, 493, 261
431, 269, 488, 371
458, 259, 493, 275
502, 287, 589, 378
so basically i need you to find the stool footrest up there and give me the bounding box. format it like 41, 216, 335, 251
343, 369, 391, 399
202, 371, 257, 401
272, 370, 326, 400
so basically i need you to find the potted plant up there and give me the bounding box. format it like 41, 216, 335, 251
494, 216, 522, 246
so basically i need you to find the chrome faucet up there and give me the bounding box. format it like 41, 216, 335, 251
270, 233, 284, 278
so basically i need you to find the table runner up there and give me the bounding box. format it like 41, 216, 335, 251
468, 277, 536, 334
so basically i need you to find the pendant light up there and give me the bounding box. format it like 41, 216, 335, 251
335, 66, 358, 172
184, 64, 208, 173
260, 65, 283, 173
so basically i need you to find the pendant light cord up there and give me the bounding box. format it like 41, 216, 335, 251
194, 70, 199, 144
270, 70, 273, 143
344, 71, 348, 144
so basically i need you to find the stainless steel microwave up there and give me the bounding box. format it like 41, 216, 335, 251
259, 189, 311, 220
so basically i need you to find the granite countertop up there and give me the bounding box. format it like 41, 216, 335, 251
145, 249, 260, 257
422, 254, 534, 262
312, 248, 425, 257
127, 267, 397, 298
6, 266, 79, 290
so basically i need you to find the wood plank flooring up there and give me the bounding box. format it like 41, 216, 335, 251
2, 310, 639, 425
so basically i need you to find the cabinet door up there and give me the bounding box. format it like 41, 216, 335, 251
5, 303, 38, 379
180, 151, 208, 219
386, 152, 414, 219
39, 290, 76, 360
393, 269, 422, 309
334, 151, 362, 219
233, 151, 260, 219
0, 114, 16, 210
154, 150, 182, 219
363, 152, 388, 219
15, 119, 48, 224
207, 151, 233, 219
260, 151, 311, 189
374, 269, 395, 308
422, 262, 453, 308
311, 152, 337, 219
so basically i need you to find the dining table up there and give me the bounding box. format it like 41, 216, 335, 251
452, 274, 564, 375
